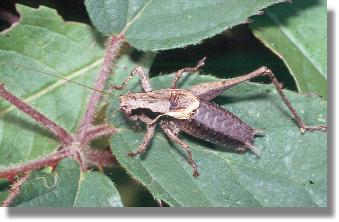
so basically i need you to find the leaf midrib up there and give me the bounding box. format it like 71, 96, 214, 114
0, 58, 103, 117
121, 0, 153, 34
266, 12, 325, 78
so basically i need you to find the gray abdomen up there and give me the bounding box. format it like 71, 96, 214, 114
174, 100, 255, 149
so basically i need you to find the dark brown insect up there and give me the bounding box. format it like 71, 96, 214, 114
118, 58, 327, 177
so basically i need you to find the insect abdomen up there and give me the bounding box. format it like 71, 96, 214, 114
175, 100, 255, 149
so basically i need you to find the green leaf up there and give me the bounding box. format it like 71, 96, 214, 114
250, 0, 327, 98
84, 0, 131, 34
10, 158, 123, 207
0, 5, 155, 206
0, 5, 104, 166
108, 73, 327, 207
107, 48, 156, 90
85, 0, 286, 50
0, 5, 155, 168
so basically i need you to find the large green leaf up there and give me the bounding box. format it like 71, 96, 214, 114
0, 5, 104, 166
0, 5, 154, 168
0, 5, 154, 206
250, 0, 327, 98
108, 73, 327, 207
10, 158, 123, 207
85, 0, 286, 50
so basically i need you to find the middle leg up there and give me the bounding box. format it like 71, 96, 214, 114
161, 123, 199, 177
170, 57, 206, 89
128, 123, 156, 157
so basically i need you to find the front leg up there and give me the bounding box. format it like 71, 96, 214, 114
128, 123, 156, 157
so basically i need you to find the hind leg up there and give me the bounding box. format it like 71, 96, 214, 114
170, 57, 206, 89
189, 67, 326, 133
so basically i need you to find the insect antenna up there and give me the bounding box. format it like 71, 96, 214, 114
1, 62, 113, 96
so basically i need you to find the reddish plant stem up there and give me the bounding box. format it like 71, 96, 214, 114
0, 149, 69, 178
77, 34, 125, 138
84, 148, 117, 169
80, 124, 117, 144
0, 84, 73, 146
2, 173, 30, 207
0, 34, 124, 205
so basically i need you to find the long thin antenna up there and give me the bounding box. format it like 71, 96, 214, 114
2, 62, 114, 96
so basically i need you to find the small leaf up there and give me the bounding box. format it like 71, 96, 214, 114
250, 0, 327, 98
85, 0, 287, 50
10, 158, 123, 207
108, 73, 327, 207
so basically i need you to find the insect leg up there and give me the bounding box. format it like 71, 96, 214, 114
190, 66, 272, 100
263, 68, 327, 133
170, 57, 206, 89
114, 66, 152, 92
192, 66, 326, 133
127, 123, 156, 157
160, 124, 199, 177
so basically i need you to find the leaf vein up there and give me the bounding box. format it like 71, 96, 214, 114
121, 0, 153, 34
266, 12, 325, 78
0, 58, 103, 117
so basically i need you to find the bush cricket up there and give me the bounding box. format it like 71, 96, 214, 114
1, 59, 327, 177
118, 57, 326, 176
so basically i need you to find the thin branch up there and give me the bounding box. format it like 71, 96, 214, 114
0, 149, 69, 178
2, 173, 30, 207
0, 34, 125, 205
0, 84, 73, 146
83, 148, 117, 169
79, 124, 117, 144
77, 34, 125, 137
